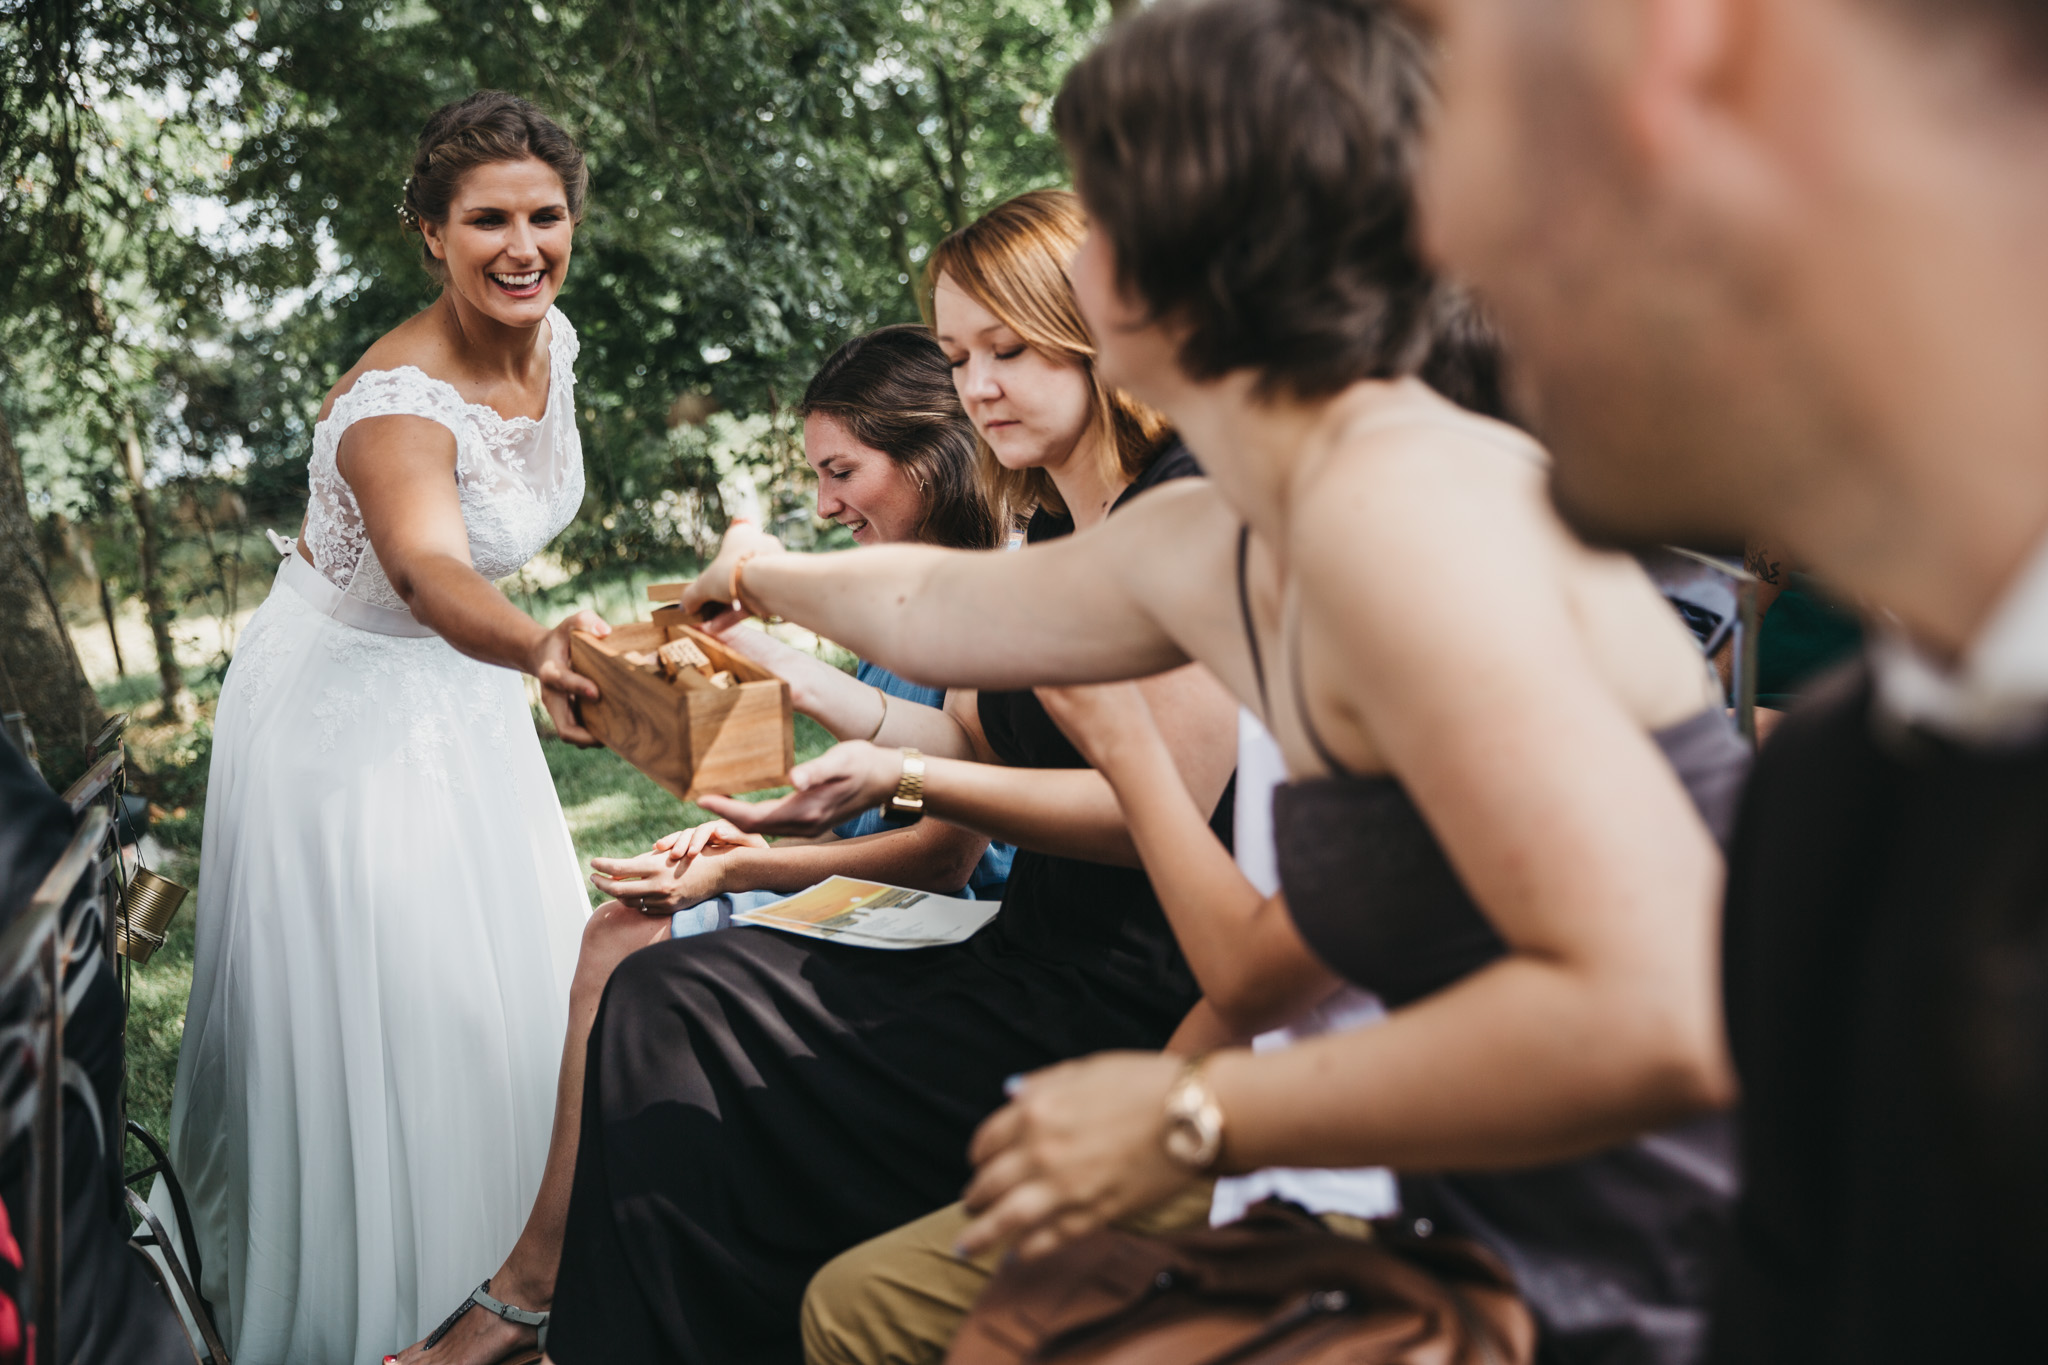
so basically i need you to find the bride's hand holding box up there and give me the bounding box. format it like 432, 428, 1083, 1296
529, 607, 612, 746
567, 591, 795, 802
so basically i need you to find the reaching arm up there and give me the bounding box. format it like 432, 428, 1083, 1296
339, 413, 607, 743
698, 663, 1240, 868
706, 624, 978, 758
1164, 999, 1253, 1056
955, 433, 1736, 1259
1034, 683, 1343, 1034
676, 485, 1233, 691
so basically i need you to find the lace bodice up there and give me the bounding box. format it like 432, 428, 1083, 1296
302, 307, 586, 611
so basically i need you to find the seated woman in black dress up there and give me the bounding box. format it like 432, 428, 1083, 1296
676, 3, 1745, 1362
452, 192, 1239, 1365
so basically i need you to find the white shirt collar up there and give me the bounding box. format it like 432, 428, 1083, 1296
1869, 531, 2048, 745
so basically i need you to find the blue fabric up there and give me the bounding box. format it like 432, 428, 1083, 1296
837, 661, 1014, 898
670, 890, 777, 939
671, 659, 1013, 938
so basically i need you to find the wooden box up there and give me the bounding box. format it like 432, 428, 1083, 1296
568, 610, 793, 801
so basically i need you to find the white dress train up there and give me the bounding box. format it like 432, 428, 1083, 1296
158, 309, 592, 1364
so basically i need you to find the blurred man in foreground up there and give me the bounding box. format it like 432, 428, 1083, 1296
1396, 0, 2048, 1359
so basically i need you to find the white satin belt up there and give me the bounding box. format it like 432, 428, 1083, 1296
272, 544, 438, 639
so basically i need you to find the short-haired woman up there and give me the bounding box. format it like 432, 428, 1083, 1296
486, 192, 1240, 1365
678, 2, 1747, 1360
158, 91, 609, 1364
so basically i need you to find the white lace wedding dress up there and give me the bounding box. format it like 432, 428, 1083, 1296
158, 309, 592, 1364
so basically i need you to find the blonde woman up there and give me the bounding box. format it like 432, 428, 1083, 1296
534, 192, 1239, 1365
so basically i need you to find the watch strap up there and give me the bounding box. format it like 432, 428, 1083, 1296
888, 748, 926, 819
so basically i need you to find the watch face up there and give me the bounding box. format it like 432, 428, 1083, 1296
1164, 1107, 1221, 1170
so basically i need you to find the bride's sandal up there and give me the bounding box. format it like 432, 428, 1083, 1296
388, 1279, 549, 1365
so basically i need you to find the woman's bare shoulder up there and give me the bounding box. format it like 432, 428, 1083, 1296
1120, 470, 1232, 521
1100, 474, 1239, 567
1303, 398, 1549, 555
315, 308, 452, 423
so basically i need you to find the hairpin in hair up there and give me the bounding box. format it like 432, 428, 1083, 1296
397, 176, 420, 232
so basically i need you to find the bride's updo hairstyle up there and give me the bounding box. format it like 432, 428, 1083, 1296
925, 189, 1172, 522
798, 324, 1002, 550
399, 90, 589, 279
1054, 0, 1439, 400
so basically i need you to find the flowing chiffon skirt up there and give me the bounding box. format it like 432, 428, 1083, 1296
159, 565, 588, 1364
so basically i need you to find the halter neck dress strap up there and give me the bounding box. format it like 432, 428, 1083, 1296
1235, 524, 1272, 725
1287, 594, 1362, 779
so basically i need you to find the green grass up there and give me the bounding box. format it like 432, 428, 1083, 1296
111, 673, 839, 1168
123, 866, 197, 1170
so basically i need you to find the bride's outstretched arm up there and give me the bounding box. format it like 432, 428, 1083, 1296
676, 486, 1214, 691
339, 413, 609, 743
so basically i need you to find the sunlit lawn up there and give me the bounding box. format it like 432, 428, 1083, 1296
113, 669, 837, 1165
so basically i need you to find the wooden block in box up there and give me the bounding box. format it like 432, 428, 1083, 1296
568, 614, 794, 801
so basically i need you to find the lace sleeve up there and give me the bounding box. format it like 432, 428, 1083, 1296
549, 307, 579, 370
304, 367, 475, 593
326, 368, 474, 460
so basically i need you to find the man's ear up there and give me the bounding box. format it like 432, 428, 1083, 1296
1620, 0, 1753, 166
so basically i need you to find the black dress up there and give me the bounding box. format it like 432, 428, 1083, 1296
1273, 715, 1746, 1365
1237, 532, 1753, 1365
548, 445, 1227, 1365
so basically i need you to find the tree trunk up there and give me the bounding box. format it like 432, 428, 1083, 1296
119, 413, 188, 718
97, 572, 126, 676
0, 405, 106, 780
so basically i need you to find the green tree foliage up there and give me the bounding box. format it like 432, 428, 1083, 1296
4, 0, 1102, 746
223, 0, 1103, 568
2, 0, 281, 723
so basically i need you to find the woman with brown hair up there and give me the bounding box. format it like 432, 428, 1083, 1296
501, 192, 1240, 1365
673, 1, 1746, 1360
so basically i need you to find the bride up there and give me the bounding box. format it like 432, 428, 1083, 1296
159, 91, 605, 1364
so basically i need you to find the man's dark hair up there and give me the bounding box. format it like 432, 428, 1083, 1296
1877, 0, 2048, 78
799, 324, 1002, 550
1055, 0, 1439, 399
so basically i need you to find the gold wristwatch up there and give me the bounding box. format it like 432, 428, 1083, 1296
1162, 1055, 1226, 1171
888, 748, 926, 821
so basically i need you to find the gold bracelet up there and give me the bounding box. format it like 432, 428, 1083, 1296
864, 688, 890, 742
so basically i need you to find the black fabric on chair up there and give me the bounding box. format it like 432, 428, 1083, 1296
0, 732, 190, 1365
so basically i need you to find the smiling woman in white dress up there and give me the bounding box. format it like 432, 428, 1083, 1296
158, 91, 610, 1365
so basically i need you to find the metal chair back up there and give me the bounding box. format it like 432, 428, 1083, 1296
0, 806, 111, 1357
1654, 547, 1762, 745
